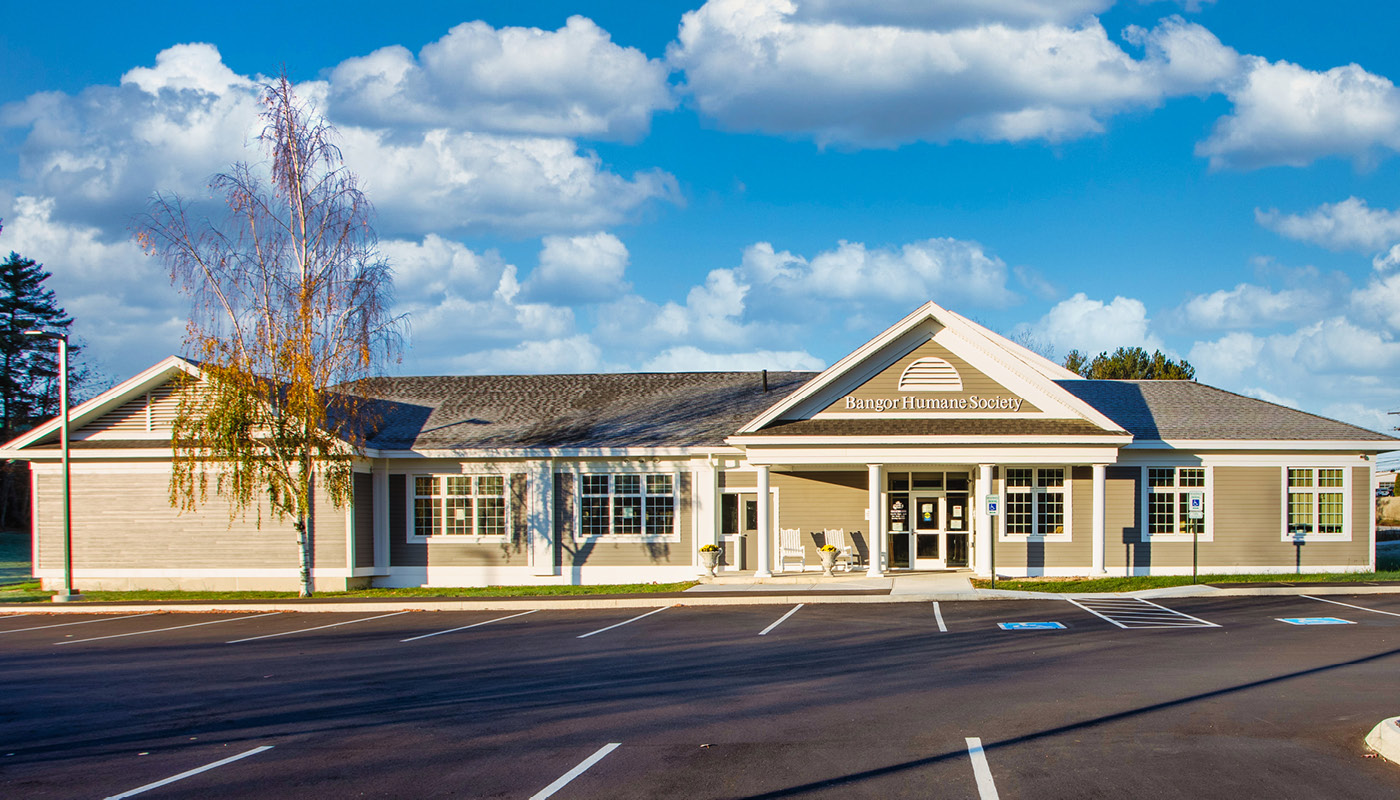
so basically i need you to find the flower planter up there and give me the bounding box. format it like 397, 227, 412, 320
700, 549, 721, 577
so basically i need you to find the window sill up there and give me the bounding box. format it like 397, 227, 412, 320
573, 534, 682, 544
1139, 533, 1213, 543
1281, 534, 1351, 543
408, 535, 512, 545
998, 533, 1072, 543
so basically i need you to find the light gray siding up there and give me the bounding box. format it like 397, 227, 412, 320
35, 470, 347, 570
353, 472, 375, 569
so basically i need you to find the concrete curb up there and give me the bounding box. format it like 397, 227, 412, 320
1366, 717, 1400, 765
6, 581, 1400, 614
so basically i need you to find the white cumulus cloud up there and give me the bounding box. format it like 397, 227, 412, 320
1018, 292, 1166, 357
521, 232, 631, 303
1, 41, 679, 239
642, 346, 824, 372
669, 2, 1238, 147
1176, 282, 1332, 329
326, 16, 674, 140
1256, 197, 1400, 253
1197, 58, 1400, 169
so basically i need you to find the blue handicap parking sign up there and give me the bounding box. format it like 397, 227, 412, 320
999, 622, 1066, 630
1277, 617, 1354, 626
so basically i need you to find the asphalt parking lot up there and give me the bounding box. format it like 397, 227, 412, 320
3, 595, 1400, 799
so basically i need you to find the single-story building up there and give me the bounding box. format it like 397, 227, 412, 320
4, 301, 1396, 590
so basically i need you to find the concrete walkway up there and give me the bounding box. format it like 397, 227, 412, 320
7, 570, 1400, 613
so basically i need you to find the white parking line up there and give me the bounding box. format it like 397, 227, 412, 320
226, 611, 409, 643
1068, 597, 1219, 629
56, 613, 283, 645
103, 745, 273, 799
577, 607, 670, 639
965, 737, 1000, 800
0, 613, 157, 635
529, 743, 619, 800
759, 604, 804, 636
1303, 595, 1400, 618
401, 609, 539, 642
932, 602, 948, 632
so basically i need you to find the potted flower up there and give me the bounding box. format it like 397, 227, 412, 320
818, 544, 839, 576
699, 543, 722, 577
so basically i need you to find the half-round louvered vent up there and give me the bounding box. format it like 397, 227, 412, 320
898, 357, 962, 392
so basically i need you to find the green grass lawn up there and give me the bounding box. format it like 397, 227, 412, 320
971, 549, 1400, 593
0, 581, 700, 604
0, 531, 31, 586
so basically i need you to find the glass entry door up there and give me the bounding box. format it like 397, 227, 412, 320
913, 494, 944, 568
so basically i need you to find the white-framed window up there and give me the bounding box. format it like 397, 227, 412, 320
999, 467, 1072, 541
1283, 467, 1349, 541
578, 473, 678, 541
409, 474, 509, 541
1141, 466, 1212, 541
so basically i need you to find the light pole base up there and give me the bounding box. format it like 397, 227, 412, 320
52, 591, 83, 603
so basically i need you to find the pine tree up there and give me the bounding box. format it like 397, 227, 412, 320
0, 248, 78, 440
1062, 346, 1195, 380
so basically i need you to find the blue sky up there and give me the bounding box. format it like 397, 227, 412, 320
2, 0, 1399, 453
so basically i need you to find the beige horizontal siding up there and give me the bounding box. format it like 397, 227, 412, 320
1118, 466, 1370, 571
771, 471, 871, 566
995, 466, 1094, 569
720, 471, 757, 489
388, 472, 530, 568
563, 473, 693, 567
828, 339, 1041, 413
79, 382, 181, 436
36, 470, 347, 570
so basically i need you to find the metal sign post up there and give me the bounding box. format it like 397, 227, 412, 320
1188, 492, 1204, 583
985, 494, 1000, 588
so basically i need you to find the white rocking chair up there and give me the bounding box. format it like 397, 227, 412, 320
824, 528, 858, 571
778, 527, 806, 573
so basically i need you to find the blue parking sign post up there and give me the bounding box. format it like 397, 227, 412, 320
1188, 491, 1204, 583
985, 495, 999, 589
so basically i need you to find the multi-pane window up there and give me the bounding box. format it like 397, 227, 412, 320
1002, 467, 1067, 537
581, 474, 676, 537
413, 475, 507, 538
1287, 468, 1346, 538
1146, 467, 1206, 536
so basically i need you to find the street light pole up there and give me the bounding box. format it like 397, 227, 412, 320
23, 330, 77, 602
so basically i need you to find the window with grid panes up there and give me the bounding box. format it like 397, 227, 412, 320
412, 475, 507, 538
1002, 467, 1067, 537
1287, 468, 1346, 538
1146, 467, 1205, 536
580, 474, 676, 536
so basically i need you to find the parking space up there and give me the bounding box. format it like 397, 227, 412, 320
3, 597, 1400, 797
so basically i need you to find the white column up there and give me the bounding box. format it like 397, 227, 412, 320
372, 461, 389, 573
976, 463, 994, 577
755, 465, 772, 577
1092, 463, 1107, 575
529, 461, 556, 576
694, 458, 719, 550
866, 463, 884, 577
694, 458, 718, 576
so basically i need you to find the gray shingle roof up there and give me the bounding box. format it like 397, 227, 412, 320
360, 371, 814, 450
1057, 380, 1397, 442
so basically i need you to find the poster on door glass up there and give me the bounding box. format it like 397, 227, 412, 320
889, 498, 907, 532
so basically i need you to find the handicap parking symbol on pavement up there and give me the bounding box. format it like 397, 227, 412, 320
1277, 617, 1354, 626
998, 621, 1066, 630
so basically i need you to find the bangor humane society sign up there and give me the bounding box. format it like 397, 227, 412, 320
844, 395, 1026, 412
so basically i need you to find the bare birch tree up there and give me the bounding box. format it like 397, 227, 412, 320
138, 75, 403, 596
